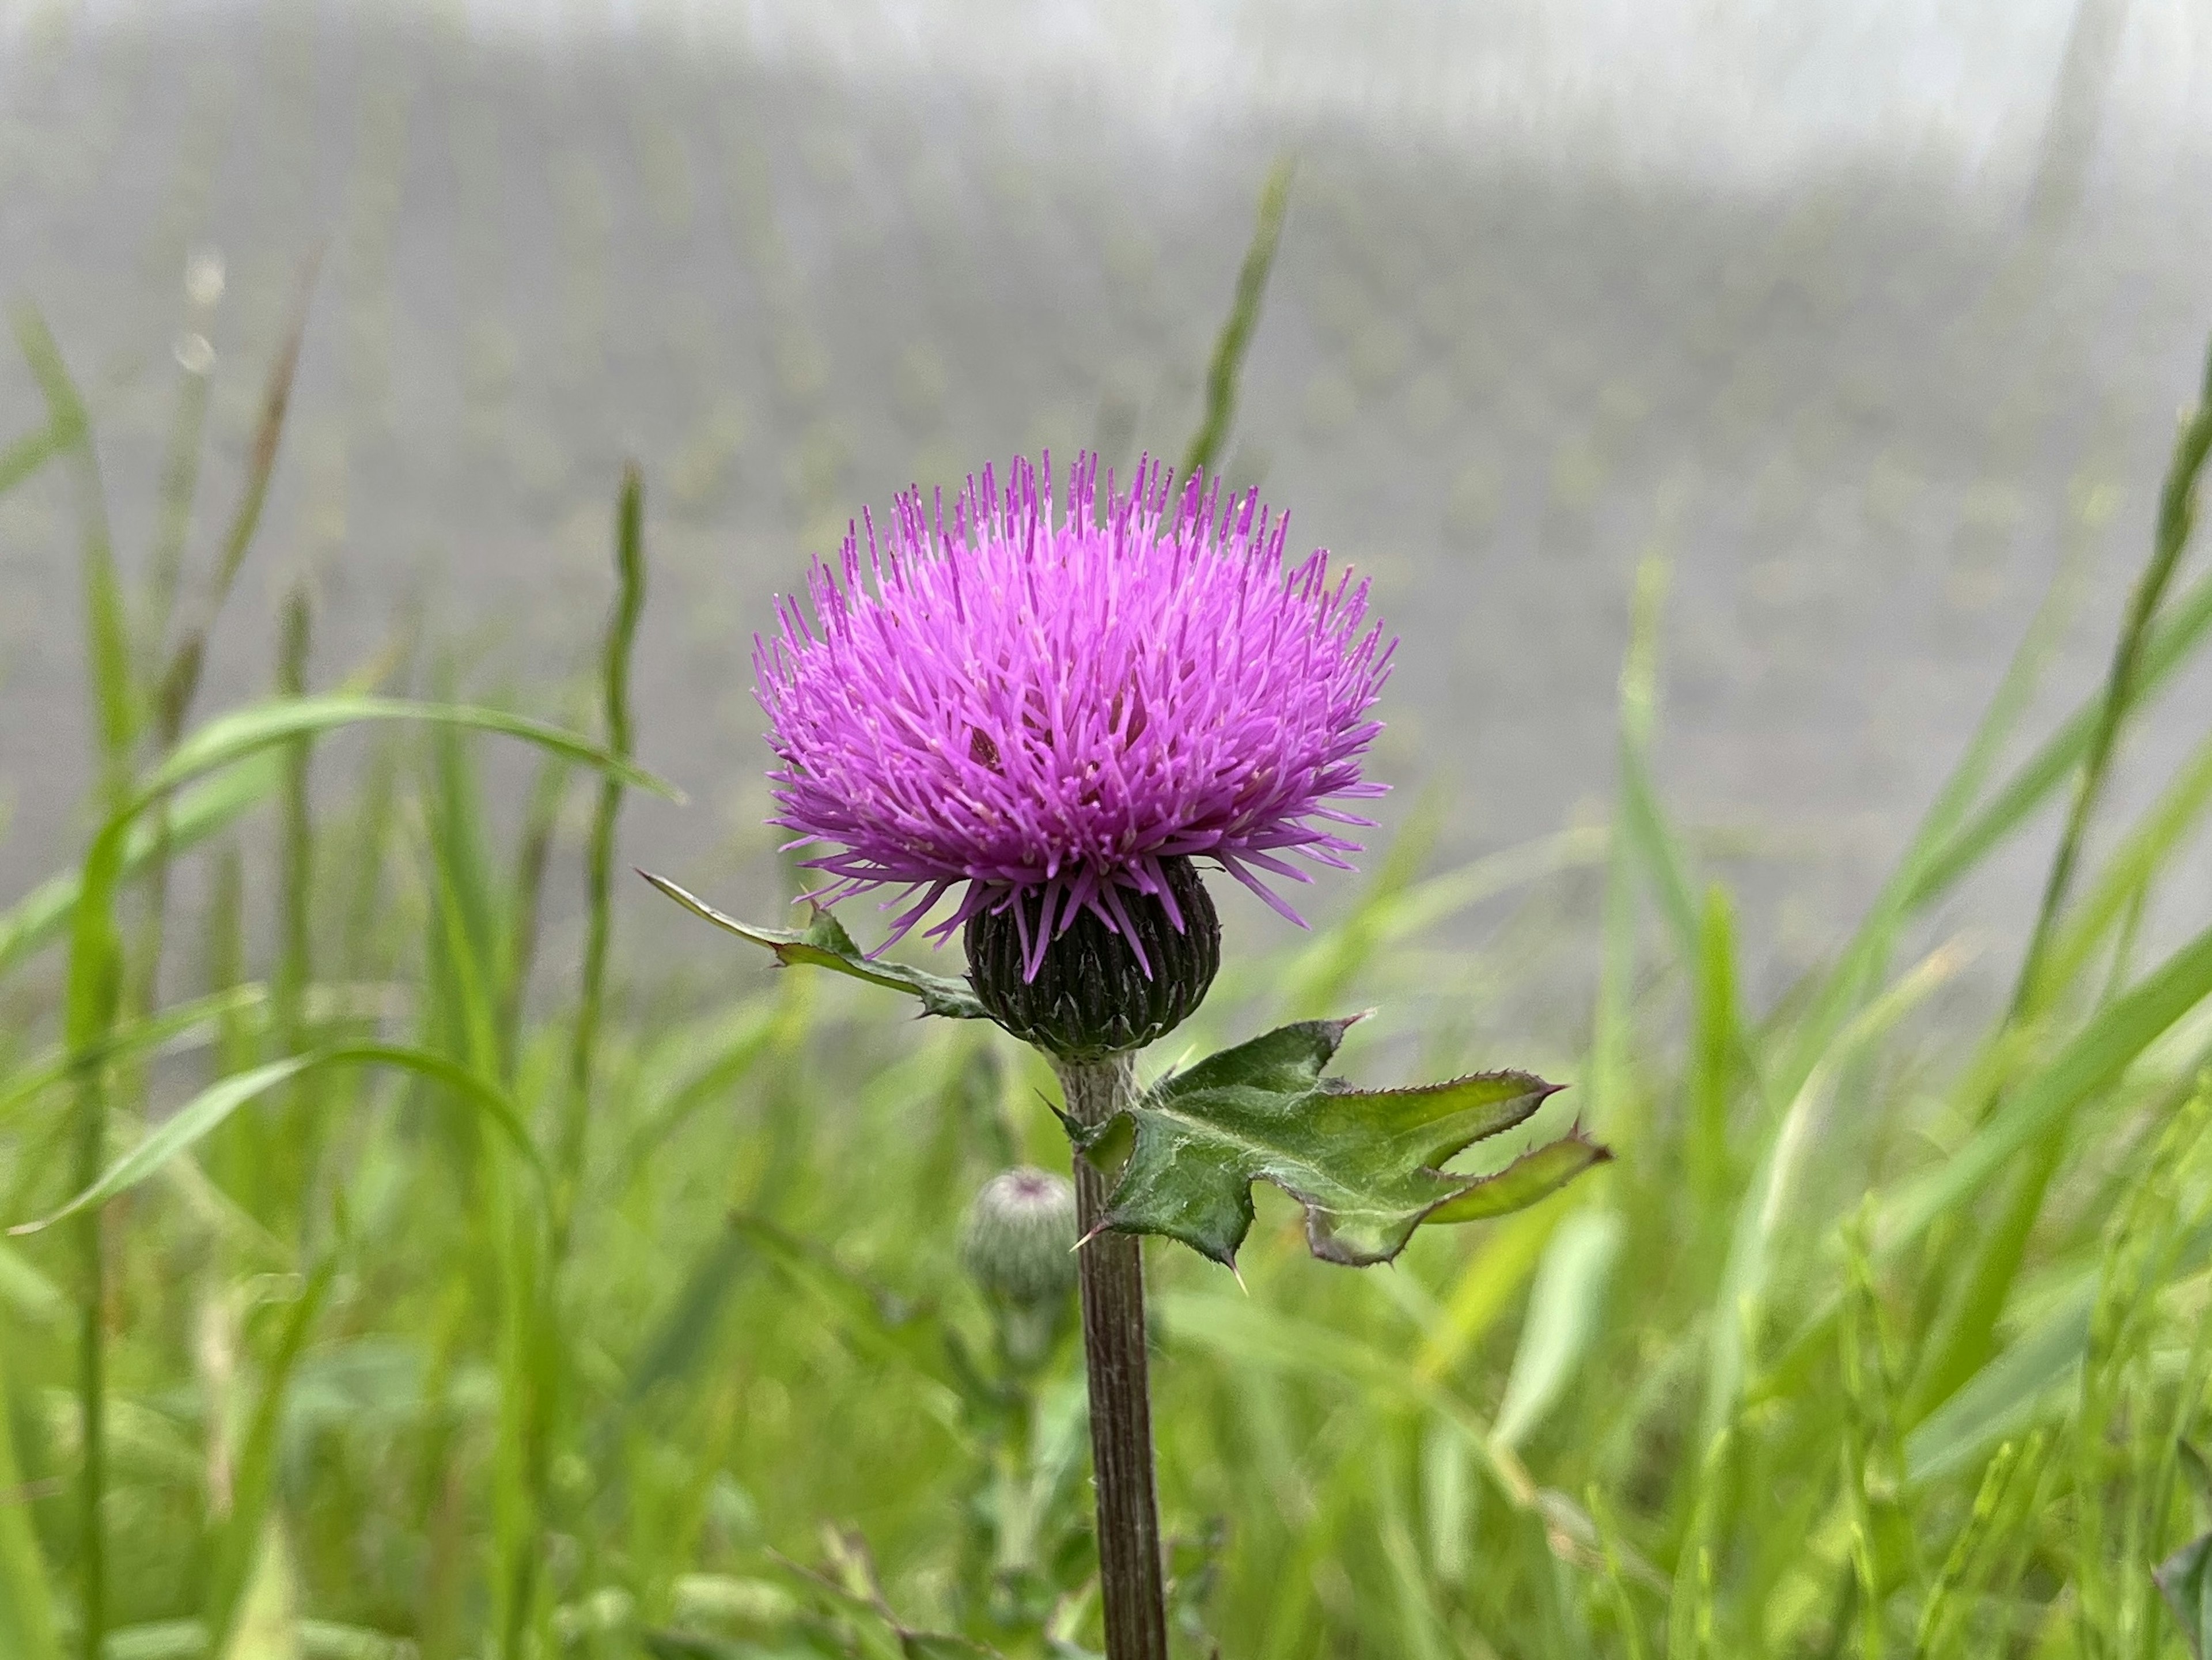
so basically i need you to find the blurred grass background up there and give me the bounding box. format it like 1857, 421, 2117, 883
7, 1, 2212, 1655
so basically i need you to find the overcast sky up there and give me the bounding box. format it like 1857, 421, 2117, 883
40, 0, 2190, 192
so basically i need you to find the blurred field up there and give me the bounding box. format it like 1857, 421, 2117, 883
9, 3, 2212, 1657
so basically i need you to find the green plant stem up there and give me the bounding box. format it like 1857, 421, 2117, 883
69, 1057, 106, 1660
1053, 1052, 1169, 1660
1181, 157, 1292, 483
2012, 336, 2212, 1015
274, 585, 317, 1229
555, 464, 643, 1243
1909, 334, 2212, 1422
507, 467, 643, 1660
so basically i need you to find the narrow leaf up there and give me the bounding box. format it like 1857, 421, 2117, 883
1903, 1279, 2091, 1487
1878, 916, 2212, 1249
218, 1518, 300, 1660
9, 1045, 544, 1234
2159, 1532, 2212, 1660
143, 694, 677, 814
1182, 156, 1293, 481
639, 872, 985, 1020
1492, 1208, 1623, 1449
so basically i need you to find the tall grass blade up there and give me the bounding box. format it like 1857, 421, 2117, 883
0, 984, 267, 1125
12, 304, 134, 798
1181, 157, 1293, 482
2012, 332, 2212, 1011
0, 423, 60, 496
1705, 940, 1967, 1447
0, 1325, 60, 1660
1876, 916, 2212, 1249
1493, 1207, 1623, 1450
1908, 331, 2212, 1429
0, 755, 282, 981
206, 1260, 335, 1649
8, 1043, 544, 1235
1910, 565, 2212, 906
556, 463, 644, 1236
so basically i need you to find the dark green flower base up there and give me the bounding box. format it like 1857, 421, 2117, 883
964, 858, 1220, 1061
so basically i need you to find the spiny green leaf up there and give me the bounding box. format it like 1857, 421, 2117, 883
1422, 1136, 1614, 1227
639, 872, 986, 1020
1075, 1016, 1602, 1267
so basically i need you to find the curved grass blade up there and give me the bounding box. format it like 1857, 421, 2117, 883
9, 1044, 544, 1236
0, 754, 282, 981
1491, 1207, 1624, 1450
1182, 156, 1293, 482
1877, 916, 2212, 1249
0, 985, 266, 1125
143, 694, 676, 815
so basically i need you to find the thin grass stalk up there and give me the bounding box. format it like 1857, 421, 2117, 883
1911, 333, 2212, 1421
2013, 335, 2212, 1014
1054, 1053, 1169, 1660
12, 306, 135, 803
272, 584, 318, 1230
498, 752, 573, 1069
144, 266, 222, 663
555, 464, 643, 1244
13, 305, 133, 1660
1180, 157, 1292, 483
129, 285, 312, 1060
506, 467, 644, 1659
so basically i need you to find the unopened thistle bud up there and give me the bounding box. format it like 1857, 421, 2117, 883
961, 1167, 1080, 1307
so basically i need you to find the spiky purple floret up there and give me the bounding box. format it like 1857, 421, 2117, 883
755, 452, 1394, 978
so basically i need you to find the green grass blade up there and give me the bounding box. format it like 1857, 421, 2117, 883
1690, 883, 1740, 1211
209, 260, 316, 626
143, 694, 677, 814
1705, 940, 1968, 1446
0, 754, 282, 982
0, 423, 59, 497
0, 1319, 61, 1659
1908, 568, 2212, 910
614, 1217, 757, 1413
8, 1043, 545, 1234
2009, 331, 2212, 1009
2036, 714, 2212, 1003
0, 984, 267, 1124
1877, 917, 2212, 1249
1181, 157, 1293, 482
1903, 1283, 2090, 1488
1492, 1207, 1624, 1450
205, 1260, 335, 1648
556, 463, 644, 1234
1778, 547, 2084, 1101
13, 304, 135, 796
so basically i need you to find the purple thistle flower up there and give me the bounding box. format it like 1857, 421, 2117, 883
754, 452, 1395, 979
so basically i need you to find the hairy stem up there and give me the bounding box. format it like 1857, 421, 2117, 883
1054, 1053, 1169, 1660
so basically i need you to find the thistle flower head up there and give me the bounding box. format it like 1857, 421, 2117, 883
755, 452, 1393, 978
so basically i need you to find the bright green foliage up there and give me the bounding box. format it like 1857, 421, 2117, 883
1067, 1016, 1604, 1267
2160, 1445, 2212, 1659
8, 184, 2212, 1660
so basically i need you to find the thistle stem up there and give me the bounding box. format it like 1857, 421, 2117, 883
1054, 1053, 1169, 1660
